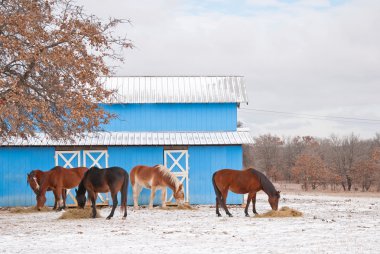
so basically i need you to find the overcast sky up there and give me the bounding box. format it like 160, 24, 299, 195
77, 0, 380, 139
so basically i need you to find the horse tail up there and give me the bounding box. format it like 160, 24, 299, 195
120, 171, 129, 216
212, 172, 223, 203
130, 167, 136, 187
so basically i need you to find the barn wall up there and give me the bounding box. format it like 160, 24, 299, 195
0, 147, 56, 207
100, 103, 237, 131
108, 146, 164, 205
108, 145, 243, 205
0, 145, 244, 207
188, 145, 243, 205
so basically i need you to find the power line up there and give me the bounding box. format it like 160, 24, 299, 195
239, 107, 380, 125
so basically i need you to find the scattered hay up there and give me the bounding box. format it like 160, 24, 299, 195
10, 206, 51, 213
59, 207, 102, 219
255, 206, 303, 218
161, 204, 197, 210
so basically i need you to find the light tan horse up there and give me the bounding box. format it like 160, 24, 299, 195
130, 165, 185, 209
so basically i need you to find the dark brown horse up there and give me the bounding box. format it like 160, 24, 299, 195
35, 166, 88, 210
75, 166, 129, 220
27, 169, 67, 210
212, 168, 281, 217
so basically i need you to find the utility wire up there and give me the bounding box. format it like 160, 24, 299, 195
239, 107, 380, 125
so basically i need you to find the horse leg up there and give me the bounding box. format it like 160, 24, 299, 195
133, 183, 142, 209
88, 191, 97, 218
221, 189, 232, 217
244, 193, 254, 217
161, 188, 167, 208
107, 191, 118, 220
251, 192, 258, 214
55, 188, 64, 211
149, 186, 157, 209
62, 189, 67, 209
215, 197, 221, 217
52, 191, 59, 210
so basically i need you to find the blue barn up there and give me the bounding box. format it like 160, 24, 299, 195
0, 76, 252, 207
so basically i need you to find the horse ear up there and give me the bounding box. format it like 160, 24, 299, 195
75, 189, 78, 194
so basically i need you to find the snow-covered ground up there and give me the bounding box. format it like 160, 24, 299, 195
0, 193, 379, 254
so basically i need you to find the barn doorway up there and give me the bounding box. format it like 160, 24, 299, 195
164, 150, 189, 204
54, 149, 109, 206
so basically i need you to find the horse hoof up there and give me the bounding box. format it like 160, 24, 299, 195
106, 216, 111, 220
228, 214, 233, 217
217, 214, 222, 217
245, 214, 250, 217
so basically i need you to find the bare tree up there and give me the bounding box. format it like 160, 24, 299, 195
0, 0, 132, 140
253, 134, 283, 181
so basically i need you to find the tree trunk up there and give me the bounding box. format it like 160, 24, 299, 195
346, 175, 352, 191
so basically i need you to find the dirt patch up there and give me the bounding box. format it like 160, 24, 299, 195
58, 207, 102, 219
10, 206, 51, 213
255, 206, 303, 218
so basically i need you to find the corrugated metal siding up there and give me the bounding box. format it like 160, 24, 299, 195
101, 103, 237, 131
0, 147, 56, 207
108, 146, 164, 205
188, 146, 243, 204
0, 145, 244, 206
2, 130, 253, 147
102, 76, 248, 104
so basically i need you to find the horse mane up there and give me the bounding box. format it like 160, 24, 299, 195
77, 170, 90, 195
250, 168, 278, 197
155, 165, 181, 191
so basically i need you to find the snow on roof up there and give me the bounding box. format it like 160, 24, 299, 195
2, 130, 253, 146
102, 76, 248, 104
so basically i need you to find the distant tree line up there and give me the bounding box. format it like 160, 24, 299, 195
243, 133, 380, 192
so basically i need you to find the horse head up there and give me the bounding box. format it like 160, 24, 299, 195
36, 192, 47, 210
174, 184, 185, 206
75, 188, 86, 208
268, 190, 281, 210
27, 171, 40, 195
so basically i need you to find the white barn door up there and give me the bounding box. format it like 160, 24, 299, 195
55, 150, 109, 206
164, 150, 189, 203
83, 150, 109, 205
55, 151, 81, 205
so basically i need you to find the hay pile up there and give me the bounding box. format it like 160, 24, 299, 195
59, 207, 102, 219
10, 206, 51, 213
255, 206, 303, 218
161, 204, 196, 210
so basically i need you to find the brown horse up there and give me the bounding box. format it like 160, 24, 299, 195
27, 169, 67, 210
75, 166, 129, 219
130, 165, 185, 209
212, 168, 281, 217
35, 166, 88, 210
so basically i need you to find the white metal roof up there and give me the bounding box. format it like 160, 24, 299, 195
2, 130, 253, 146
102, 76, 248, 104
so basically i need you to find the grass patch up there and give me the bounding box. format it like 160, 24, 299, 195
255, 206, 303, 218
58, 207, 102, 219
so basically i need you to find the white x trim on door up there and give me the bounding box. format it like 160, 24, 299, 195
83, 150, 108, 168
55, 151, 80, 168
83, 150, 109, 203
164, 150, 189, 203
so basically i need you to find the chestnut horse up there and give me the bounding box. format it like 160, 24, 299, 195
130, 165, 184, 209
212, 168, 281, 217
27, 169, 67, 210
75, 166, 129, 219
35, 166, 88, 210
